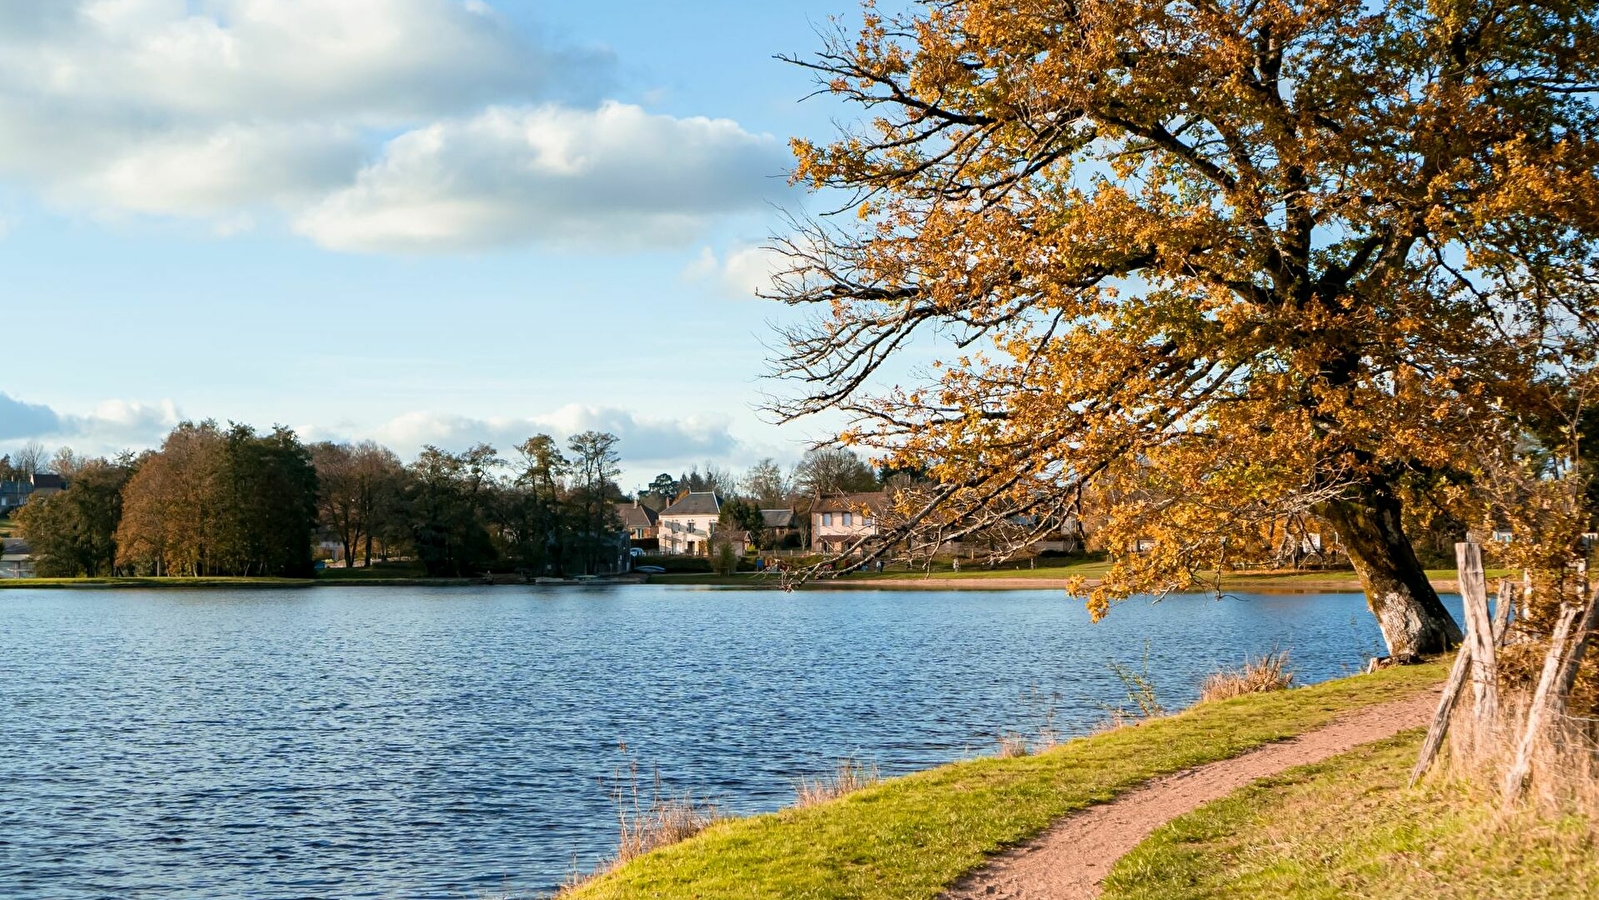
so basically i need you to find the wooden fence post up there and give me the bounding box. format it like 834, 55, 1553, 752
1503, 603, 1583, 801
1410, 640, 1474, 786
1456, 543, 1498, 732
1410, 542, 1500, 785
1492, 578, 1514, 644
1549, 564, 1596, 722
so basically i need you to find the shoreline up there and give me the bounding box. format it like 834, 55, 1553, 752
559, 662, 1449, 900
0, 571, 1467, 594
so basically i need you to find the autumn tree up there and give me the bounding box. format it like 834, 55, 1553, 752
776, 0, 1599, 658
16, 455, 134, 576
311, 440, 405, 568
311, 441, 361, 567
116, 422, 317, 577
49, 447, 84, 480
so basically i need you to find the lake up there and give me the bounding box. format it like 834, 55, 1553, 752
0, 585, 1460, 899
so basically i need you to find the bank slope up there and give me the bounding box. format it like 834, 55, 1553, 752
566, 662, 1445, 900
1103, 732, 1599, 900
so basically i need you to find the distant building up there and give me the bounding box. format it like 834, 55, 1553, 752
760, 508, 802, 548
0, 481, 30, 513
617, 500, 659, 542
0, 473, 68, 514
811, 491, 888, 554
1, 538, 33, 578
657, 491, 722, 555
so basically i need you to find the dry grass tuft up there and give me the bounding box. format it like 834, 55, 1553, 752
1443, 691, 1599, 825
1199, 650, 1294, 703
542, 754, 723, 896
616, 792, 722, 863
996, 732, 1033, 758
793, 757, 881, 807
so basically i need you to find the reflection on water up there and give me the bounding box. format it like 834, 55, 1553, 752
0, 585, 1459, 899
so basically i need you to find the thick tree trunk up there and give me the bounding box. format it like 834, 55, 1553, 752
1318, 480, 1462, 661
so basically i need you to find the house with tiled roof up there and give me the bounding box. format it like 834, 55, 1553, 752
617, 500, 659, 541
657, 491, 723, 555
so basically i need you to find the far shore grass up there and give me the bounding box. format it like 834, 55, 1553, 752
560, 662, 1446, 900
0, 565, 1499, 592
1103, 731, 1599, 900
647, 562, 1496, 593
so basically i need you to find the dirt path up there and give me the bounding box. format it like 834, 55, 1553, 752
941, 688, 1441, 900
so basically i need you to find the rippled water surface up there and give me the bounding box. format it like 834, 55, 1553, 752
0, 585, 1461, 899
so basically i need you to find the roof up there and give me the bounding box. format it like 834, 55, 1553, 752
813, 491, 889, 514
659, 491, 722, 517
760, 508, 796, 528
2, 538, 31, 555
30, 473, 65, 490
616, 502, 659, 529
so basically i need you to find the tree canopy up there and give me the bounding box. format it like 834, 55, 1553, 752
775, 0, 1599, 658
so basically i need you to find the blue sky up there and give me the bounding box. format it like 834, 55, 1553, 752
0, 0, 907, 488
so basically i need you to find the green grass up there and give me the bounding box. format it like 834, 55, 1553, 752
563, 662, 1446, 900
1103, 731, 1599, 900
314, 560, 429, 580
0, 576, 314, 589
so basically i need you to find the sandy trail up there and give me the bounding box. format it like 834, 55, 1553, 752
940, 688, 1441, 900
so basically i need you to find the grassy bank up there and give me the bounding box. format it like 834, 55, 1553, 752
1103, 731, 1599, 900
0, 576, 316, 589
562, 662, 1445, 900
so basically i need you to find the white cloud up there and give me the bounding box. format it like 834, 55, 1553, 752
685, 242, 788, 298
69, 399, 183, 445
0, 393, 180, 453
0, 1, 596, 122
369, 404, 740, 465
296, 103, 789, 252
0, 1, 790, 252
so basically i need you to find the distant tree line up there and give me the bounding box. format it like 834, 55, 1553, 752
11, 422, 633, 579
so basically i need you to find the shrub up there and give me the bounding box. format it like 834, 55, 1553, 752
712, 542, 739, 576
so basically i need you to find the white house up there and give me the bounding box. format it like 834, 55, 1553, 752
811, 491, 888, 554
657, 491, 722, 556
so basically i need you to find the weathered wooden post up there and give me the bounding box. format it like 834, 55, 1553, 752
1548, 562, 1596, 723
1456, 543, 1498, 735
1503, 603, 1583, 801
1411, 543, 1496, 785
1492, 578, 1514, 643
1410, 638, 1474, 786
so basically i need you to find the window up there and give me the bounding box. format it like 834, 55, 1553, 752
822, 513, 833, 526
862, 516, 872, 527
842, 513, 852, 526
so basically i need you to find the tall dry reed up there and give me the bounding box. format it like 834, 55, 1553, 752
611, 762, 722, 865
1198, 650, 1294, 703
792, 757, 881, 807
